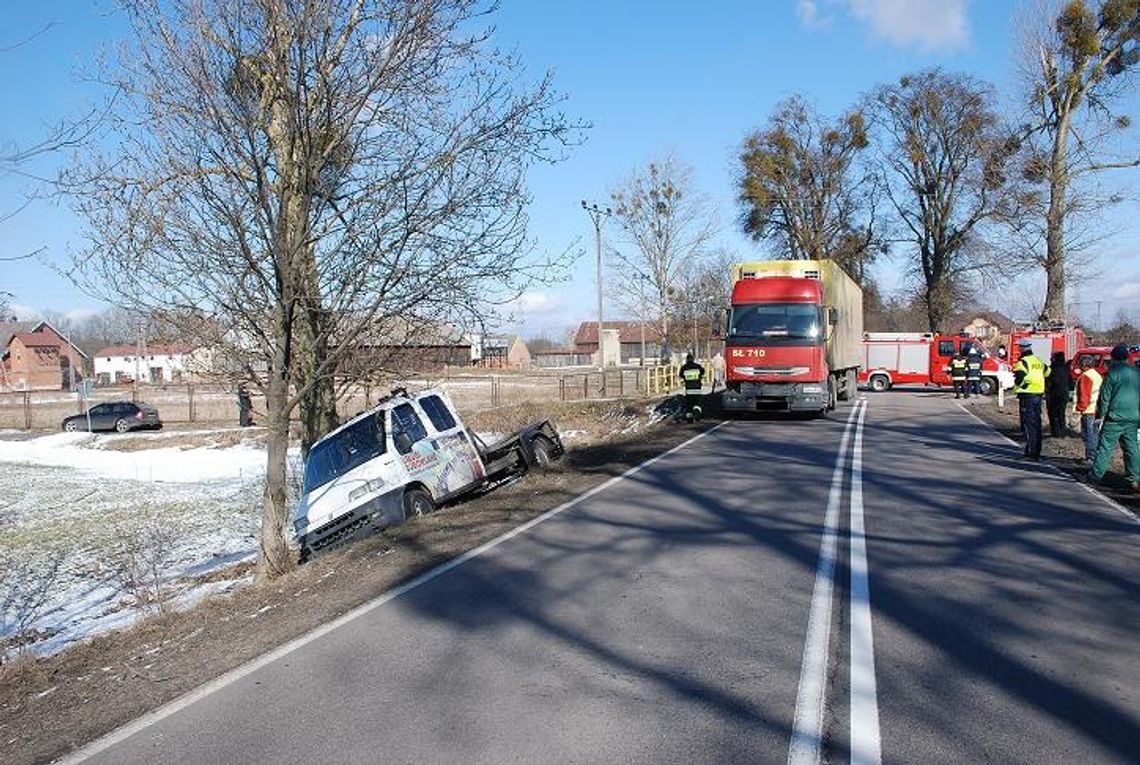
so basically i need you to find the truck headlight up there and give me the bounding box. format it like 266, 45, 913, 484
802, 385, 823, 394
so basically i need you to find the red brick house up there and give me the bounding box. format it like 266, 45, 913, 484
573, 320, 665, 363
1, 321, 89, 391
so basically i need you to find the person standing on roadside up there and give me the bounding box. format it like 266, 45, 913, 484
679, 352, 705, 423
1074, 355, 1102, 463
966, 347, 983, 397
1044, 351, 1071, 437
949, 350, 969, 399
1089, 344, 1140, 490
1012, 338, 1048, 460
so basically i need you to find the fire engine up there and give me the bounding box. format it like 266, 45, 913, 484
1006, 322, 1086, 366
859, 332, 1013, 395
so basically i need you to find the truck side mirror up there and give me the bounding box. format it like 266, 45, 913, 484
828, 307, 839, 326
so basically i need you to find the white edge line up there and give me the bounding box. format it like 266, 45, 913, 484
955, 402, 1138, 526
788, 400, 864, 765
59, 421, 729, 764
849, 401, 882, 765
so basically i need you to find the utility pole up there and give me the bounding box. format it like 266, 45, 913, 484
582, 200, 612, 370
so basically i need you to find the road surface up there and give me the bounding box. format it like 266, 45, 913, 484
66, 391, 1139, 764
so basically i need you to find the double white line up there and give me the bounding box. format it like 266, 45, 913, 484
788, 399, 881, 765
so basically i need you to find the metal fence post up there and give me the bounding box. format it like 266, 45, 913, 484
559, 376, 565, 402
24, 391, 31, 430
188, 383, 195, 422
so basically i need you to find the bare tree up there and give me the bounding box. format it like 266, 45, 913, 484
66, 0, 579, 578
868, 69, 1021, 332
608, 155, 718, 353
738, 95, 882, 282
1015, 0, 1140, 320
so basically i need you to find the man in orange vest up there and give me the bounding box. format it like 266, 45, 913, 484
1074, 355, 1102, 463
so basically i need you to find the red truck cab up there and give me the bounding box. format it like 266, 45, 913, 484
1070, 345, 1140, 380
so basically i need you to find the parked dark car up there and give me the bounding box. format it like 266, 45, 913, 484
61, 401, 163, 433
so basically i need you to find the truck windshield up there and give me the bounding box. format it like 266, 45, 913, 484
729, 304, 822, 341
303, 412, 386, 494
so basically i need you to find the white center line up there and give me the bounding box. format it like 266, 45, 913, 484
788, 399, 864, 765
849, 400, 882, 765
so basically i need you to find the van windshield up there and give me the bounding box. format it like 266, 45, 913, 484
729, 304, 822, 342
303, 412, 386, 493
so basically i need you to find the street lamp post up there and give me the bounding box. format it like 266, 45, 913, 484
582, 200, 612, 370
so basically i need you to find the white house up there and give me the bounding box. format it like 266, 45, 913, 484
93, 343, 199, 385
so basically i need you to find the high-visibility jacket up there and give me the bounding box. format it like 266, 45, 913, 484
949, 357, 967, 380
1075, 368, 1102, 415
966, 357, 982, 380
1013, 353, 1047, 394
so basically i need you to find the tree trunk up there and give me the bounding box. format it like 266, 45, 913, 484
258, 335, 295, 580
296, 299, 339, 457
1042, 115, 1071, 322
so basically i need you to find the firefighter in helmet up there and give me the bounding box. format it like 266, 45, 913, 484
679, 352, 705, 422
949, 349, 969, 399
966, 347, 983, 396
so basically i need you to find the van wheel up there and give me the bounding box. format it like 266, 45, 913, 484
530, 435, 555, 468
403, 487, 434, 519
978, 377, 997, 396
869, 374, 890, 393
64, 420, 78, 432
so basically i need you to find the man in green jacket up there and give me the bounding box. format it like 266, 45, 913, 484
1089, 344, 1140, 490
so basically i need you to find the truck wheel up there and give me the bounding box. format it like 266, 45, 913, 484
403, 487, 434, 519
869, 374, 890, 393
838, 368, 856, 401
978, 377, 996, 396
530, 435, 555, 468
827, 377, 838, 411
115, 418, 130, 433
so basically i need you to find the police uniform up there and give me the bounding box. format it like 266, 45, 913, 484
1012, 343, 1048, 460
679, 356, 705, 422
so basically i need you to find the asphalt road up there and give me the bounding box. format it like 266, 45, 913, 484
67, 391, 1139, 765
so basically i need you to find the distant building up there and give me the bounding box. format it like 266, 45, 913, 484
93, 343, 198, 385
572, 320, 664, 364
949, 311, 1014, 344
473, 335, 531, 368
0, 321, 88, 391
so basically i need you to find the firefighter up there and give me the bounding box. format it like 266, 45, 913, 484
1074, 354, 1102, 463
1089, 344, 1140, 490
966, 347, 983, 397
1012, 338, 1049, 460
949, 350, 969, 399
679, 352, 705, 422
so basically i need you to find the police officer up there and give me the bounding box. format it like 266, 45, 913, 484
949, 350, 969, 399
966, 347, 983, 397
679, 352, 705, 422
1013, 338, 1049, 460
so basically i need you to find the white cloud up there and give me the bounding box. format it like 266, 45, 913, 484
799, 0, 970, 51
506, 291, 557, 314
1109, 280, 1140, 301
9, 303, 40, 321
796, 0, 832, 29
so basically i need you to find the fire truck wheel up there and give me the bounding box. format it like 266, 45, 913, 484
978, 377, 996, 396
403, 487, 435, 519
869, 374, 890, 393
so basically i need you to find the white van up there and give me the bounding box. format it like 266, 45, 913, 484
293, 388, 561, 559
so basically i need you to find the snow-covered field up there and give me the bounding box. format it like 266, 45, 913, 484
0, 430, 281, 658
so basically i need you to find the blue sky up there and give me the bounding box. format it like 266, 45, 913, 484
3, 0, 1138, 339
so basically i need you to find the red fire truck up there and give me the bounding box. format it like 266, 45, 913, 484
1070, 345, 1140, 380
1006, 323, 1086, 366
859, 332, 1013, 395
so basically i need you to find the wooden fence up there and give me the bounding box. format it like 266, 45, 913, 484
0, 365, 689, 431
